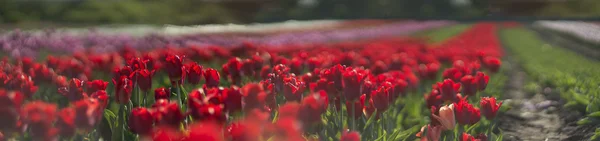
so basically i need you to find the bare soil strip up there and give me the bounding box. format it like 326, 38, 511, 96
496, 34, 593, 141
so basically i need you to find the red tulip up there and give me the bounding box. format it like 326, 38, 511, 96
164, 54, 184, 81
309, 78, 336, 96
442, 68, 463, 82
153, 101, 185, 128
289, 57, 304, 75
0, 90, 24, 132
418, 63, 440, 80
417, 124, 442, 141
204, 68, 220, 88
342, 68, 366, 101
127, 57, 148, 71
86, 80, 108, 94
56, 108, 75, 138
475, 72, 489, 91
480, 97, 502, 120
461, 133, 487, 141
371, 85, 390, 111
133, 69, 154, 92
484, 57, 501, 73
190, 104, 226, 123
241, 83, 271, 111
152, 125, 184, 141
282, 76, 306, 102
223, 86, 243, 113
299, 91, 329, 126
460, 75, 478, 97
341, 131, 361, 141
454, 98, 481, 125
90, 90, 109, 107
186, 62, 203, 85
155, 87, 171, 100
74, 99, 103, 131
112, 76, 133, 104
21, 101, 58, 140
437, 79, 460, 102
129, 107, 155, 135
227, 122, 262, 141
346, 94, 365, 119
184, 122, 224, 141
59, 78, 86, 102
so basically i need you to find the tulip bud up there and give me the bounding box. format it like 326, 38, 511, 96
437, 79, 460, 102
454, 98, 481, 125
135, 69, 155, 92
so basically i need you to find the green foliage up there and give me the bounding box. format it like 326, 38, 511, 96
415, 24, 472, 44
500, 28, 600, 126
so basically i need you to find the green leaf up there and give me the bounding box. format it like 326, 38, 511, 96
577, 117, 592, 125
589, 112, 600, 118
363, 110, 378, 131
103, 110, 117, 130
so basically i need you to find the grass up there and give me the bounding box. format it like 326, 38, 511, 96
415, 24, 472, 44
499, 27, 600, 130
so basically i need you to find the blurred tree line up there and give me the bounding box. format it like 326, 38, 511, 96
0, 0, 600, 26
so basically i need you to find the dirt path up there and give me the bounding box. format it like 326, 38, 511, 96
497, 57, 566, 140
497, 34, 593, 141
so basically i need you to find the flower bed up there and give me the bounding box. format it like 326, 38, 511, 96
0, 23, 501, 141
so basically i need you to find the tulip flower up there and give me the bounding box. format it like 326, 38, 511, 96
342, 69, 366, 101
56, 108, 75, 138
480, 97, 502, 120
86, 80, 108, 94
299, 91, 329, 126
74, 99, 103, 131
437, 79, 461, 102
154, 87, 171, 100
164, 54, 184, 81
127, 57, 147, 71
90, 90, 109, 107
113, 76, 133, 104
0, 90, 24, 131
371, 85, 390, 111
416, 124, 442, 141
153, 101, 185, 128
454, 98, 481, 125
223, 86, 243, 113
461, 133, 487, 141
128, 107, 154, 135
431, 104, 455, 130
184, 122, 224, 141
186, 62, 203, 85
484, 57, 501, 73
134, 69, 155, 92
341, 131, 361, 141
475, 72, 489, 91
204, 68, 221, 88
425, 89, 442, 109
418, 63, 440, 80
282, 76, 306, 102
59, 78, 86, 101
21, 101, 58, 140
442, 67, 463, 82
460, 75, 478, 97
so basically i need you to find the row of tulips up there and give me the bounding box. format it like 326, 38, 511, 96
0, 23, 501, 141
0, 21, 452, 58
418, 23, 503, 141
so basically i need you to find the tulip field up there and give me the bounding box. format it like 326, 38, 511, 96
0, 21, 598, 141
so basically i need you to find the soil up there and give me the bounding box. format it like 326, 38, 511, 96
496, 49, 594, 141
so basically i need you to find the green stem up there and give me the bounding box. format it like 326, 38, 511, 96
351, 101, 356, 131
